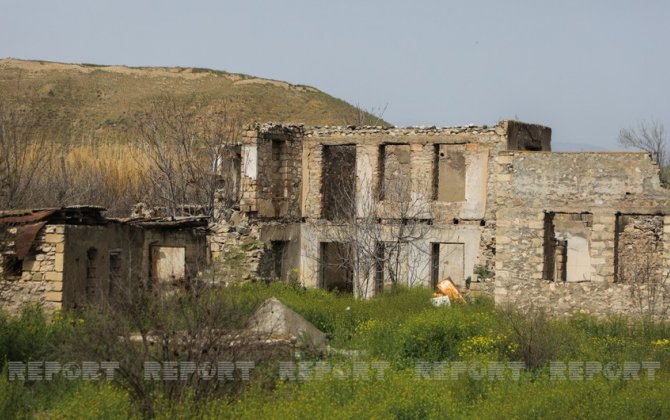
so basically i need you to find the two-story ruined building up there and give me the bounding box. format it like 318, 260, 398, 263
235, 120, 670, 316
3, 119, 669, 318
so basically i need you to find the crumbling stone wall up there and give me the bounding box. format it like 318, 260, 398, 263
495, 151, 670, 317
506, 120, 552, 151
208, 211, 265, 282
0, 225, 64, 313
240, 124, 303, 219
616, 215, 665, 284
232, 121, 529, 294
501, 279, 670, 318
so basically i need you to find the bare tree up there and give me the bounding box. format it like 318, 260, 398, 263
344, 102, 390, 128
619, 120, 667, 183
318, 150, 432, 297
57, 278, 288, 417
133, 95, 240, 219
617, 221, 670, 321
0, 97, 50, 209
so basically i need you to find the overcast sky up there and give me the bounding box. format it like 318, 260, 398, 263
1, 0, 668, 150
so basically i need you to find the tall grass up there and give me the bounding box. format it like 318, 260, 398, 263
3, 284, 670, 418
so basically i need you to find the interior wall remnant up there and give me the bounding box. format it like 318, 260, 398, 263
554, 240, 568, 282
380, 144, 411, 202
322, 145, 356, 221
615, 214, 664, 283
435, 144, 466, 202
259, 240, 289, 281
543, 213, 593, 282
543, 213, 556, 280
151, 246, 186, 283
319, 242, 353, 293
374, 241, 409, 291
431, 242, 465, 285
506, 120, 552, 151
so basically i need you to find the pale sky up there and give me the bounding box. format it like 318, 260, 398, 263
1, 0, 668, 150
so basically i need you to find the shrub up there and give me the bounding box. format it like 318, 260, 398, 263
498, 305, 566, 370
0, 304, 70, 370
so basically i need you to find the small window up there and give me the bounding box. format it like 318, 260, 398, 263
2, 254, 22, 278
86, 247, 98, 300
272, 139, 282, 161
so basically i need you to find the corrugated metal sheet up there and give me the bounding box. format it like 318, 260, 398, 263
15, 221, 48, 259
0, 209, 57, 225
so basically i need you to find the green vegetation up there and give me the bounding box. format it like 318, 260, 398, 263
2, 284, 670, 418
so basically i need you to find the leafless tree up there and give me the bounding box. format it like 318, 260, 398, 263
318, 151, 432, 297
133, 95, 240, 219
0, 97, 50, 209
618, 232, 670, 321
57, 277, 290, 417
345, 102, 390, 128
619, 120, 668, 183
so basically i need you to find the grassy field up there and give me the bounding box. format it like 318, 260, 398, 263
2, 283, 670, 418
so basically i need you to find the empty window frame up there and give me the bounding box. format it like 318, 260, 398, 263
543, 212, 593, 282
378, 143, 411, 202
322, 145, 356, 221
433, 144, 466, 202
319, 242, 354, 293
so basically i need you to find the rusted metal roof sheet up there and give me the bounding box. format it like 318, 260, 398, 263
15, 221, 48, 259
0, 209, 58, 225
0, 207, 107, 226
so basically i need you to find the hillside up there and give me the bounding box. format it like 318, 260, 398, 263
0, 58, 388, 143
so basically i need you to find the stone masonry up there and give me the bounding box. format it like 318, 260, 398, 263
0, 225, 64, 313
233, 121, 551, 298
224, 119, 670, 318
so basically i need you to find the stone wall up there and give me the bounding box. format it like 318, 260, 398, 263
500, 278, 670, 318
208, 211, 265, 282
240, 124, 304, 219
231, 121, 535, 295
0, 225, 64, 313
495, 151, 670, 317
62, 223, 143, 308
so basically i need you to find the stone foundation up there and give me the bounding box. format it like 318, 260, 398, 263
496, 278, 670, 319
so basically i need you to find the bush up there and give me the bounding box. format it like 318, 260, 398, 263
0, 304, 73, 370
4, 285, 670, 417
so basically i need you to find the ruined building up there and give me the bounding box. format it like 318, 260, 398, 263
0, 207, 208, 313
229, 120, 670, 317
2, 120, 670, 318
